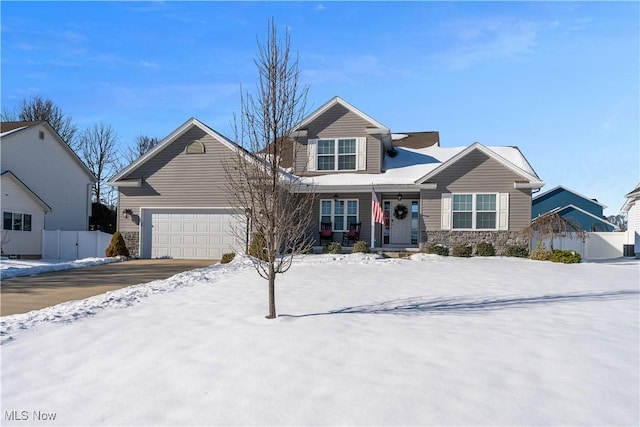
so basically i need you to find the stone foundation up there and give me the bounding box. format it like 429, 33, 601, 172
421, 231, 529, 256
122, 231, 140, 258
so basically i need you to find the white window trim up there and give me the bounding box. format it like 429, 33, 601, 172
320, 199, 359, 232
308, 138, 366, 172
3, 211, 33, 232
442, 193, 509, 231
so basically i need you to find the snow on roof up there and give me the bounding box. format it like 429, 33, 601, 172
301, 145, 538, 187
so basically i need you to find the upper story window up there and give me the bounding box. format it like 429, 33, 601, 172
307, 137, 366, 172
185, 140, 205, 154
317, 139, 356, 171
3, 211, 32, 231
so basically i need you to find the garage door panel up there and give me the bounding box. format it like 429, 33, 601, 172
148, 209, 242, 259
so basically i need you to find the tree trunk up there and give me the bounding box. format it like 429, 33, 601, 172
267, 261, 276, 319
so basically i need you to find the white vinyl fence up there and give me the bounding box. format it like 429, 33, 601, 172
532, 232, 628, 260
42, 230, 113, 260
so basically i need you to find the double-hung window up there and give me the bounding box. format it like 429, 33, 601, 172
320, 199, 358, 231
3, 212, 32, 231
452, 194, 497, 230
317, 139, 357, 171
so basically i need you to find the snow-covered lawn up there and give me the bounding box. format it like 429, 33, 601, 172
1, 254, 638, 426
0, 257, 121, 279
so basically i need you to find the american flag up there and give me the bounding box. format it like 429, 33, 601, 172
372, 189, 385, 224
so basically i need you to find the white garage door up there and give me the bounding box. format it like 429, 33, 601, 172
144, 209, 243, 259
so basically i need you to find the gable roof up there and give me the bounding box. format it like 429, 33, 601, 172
1, 170, 52, 211
415, 142, 543, 187
0, 121, 43, 136
293, 96, 389, 132
621, 183, 640, 212
110, 117, 241, 183
533, 185, 607, 209
0, 121, 96, 182
546, 204, 616, 230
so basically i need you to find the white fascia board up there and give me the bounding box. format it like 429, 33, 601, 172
514, 181, 546, 189
415, 142, 540, 185
1, 171, 52, 211
532, 185, 607, 209
551, 204, 617, 228
366, 127, 391, 135
293, 96, 389, 132
106, 178, 141, 188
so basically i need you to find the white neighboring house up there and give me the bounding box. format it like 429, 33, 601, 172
1, 121, 95, 258
622, 183, 640, 258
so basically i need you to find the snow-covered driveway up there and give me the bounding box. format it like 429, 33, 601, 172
1, 254, 638, 426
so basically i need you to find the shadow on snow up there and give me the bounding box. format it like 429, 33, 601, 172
280, 289, 639, 318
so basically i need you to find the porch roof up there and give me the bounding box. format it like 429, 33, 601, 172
300, 144, 540, 188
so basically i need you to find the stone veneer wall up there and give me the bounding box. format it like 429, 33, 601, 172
122, 231, 140, 258
421, 231, 529, 256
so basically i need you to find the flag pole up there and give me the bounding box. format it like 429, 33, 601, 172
371, 184, 375, 249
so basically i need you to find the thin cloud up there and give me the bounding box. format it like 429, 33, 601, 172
315, 4, 326, 11
435, 18, 559, 70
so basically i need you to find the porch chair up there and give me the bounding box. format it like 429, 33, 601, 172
342, 222, 361, 246
319, 222, 333, 244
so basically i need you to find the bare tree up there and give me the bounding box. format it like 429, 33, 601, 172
225, 18, 314, 319
124, 135, 160, 164
522, 211, 588, 251
78, 123, 121, 204
2, 95, 78, 149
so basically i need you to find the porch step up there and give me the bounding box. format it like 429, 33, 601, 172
380, 250, 420, 259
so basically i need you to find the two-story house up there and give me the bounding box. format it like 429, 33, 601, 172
1, 121, 95, 258
109, 97, 545, 259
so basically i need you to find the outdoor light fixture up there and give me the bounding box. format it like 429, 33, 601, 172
123, 208, 133, 218
397, 193, 403, 201
333, 193, 339, 199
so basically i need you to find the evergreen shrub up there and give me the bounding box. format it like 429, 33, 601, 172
220, 253, 235, 264
475, 242, 496, 257
105, 231, 129, 257
549, 249, 581, 264
530, 241, 551, 261
425, 243, 449, 256
452, 244, 472, 258
248, 233, 268, 261
352, 241, 370, 253
323, 242, 342, 254
506, 245, 529, 258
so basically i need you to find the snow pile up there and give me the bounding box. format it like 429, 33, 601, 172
1, 254, 638, 426
0, 257, 123, 280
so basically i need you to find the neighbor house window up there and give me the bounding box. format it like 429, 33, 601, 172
452, 194, 496, 229
320, 199, 358, 231
317, 139, 356, 171
3, 212, 32, 231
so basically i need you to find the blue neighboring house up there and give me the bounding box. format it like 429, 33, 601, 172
532, 185, 616, 232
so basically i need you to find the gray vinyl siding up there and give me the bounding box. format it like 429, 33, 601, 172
293, 104, 382, 175
311, 192, 372, 246
421, 150, 532, 232
118, 127, 238, 233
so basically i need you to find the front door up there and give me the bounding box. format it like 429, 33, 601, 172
389, 200, 412, 245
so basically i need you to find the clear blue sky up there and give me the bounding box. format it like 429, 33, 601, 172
2, 1, 638, 215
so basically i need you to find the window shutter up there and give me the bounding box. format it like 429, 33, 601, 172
441, 194, 452, 230
498, 193, 509, 230
357, 137, 367, 171
307, 139, 317, 172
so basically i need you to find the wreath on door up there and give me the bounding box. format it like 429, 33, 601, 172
393, 204, 408, 220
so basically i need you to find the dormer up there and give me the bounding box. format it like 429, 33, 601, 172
290, 97, 394, 176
